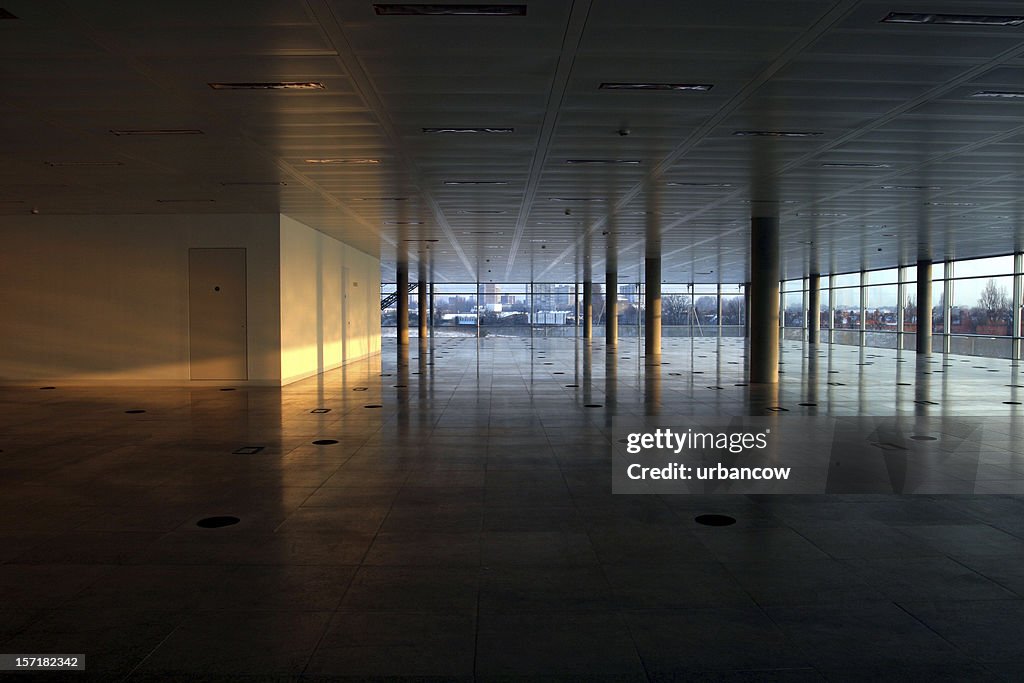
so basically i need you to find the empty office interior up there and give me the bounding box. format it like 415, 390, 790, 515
4, 0, 1024, 680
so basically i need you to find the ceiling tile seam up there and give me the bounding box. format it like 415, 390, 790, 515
536, 0, 865, 279
770, 40, 1024, 185
770, 125, 1024, 217
307, 0, 475, 280
50, 1, 395, 250
556, 9, 1024, 280
503, 0, 594, 280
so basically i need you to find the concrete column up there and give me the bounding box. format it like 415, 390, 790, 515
396, 263, 409, 346
583, 280, 593, 339
606, 269, 618, 347
916, 259, 932, 355
417, 277, 428, 340
749, 216, 780, 383
808, 273, 821, 344
644, 257, 661, 361
428, 283, 435, 331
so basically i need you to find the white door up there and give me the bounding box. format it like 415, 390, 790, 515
189, 248, 247, 380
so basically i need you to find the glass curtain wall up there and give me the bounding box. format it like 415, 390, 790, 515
786, 252, 1024, 360
831, 272, 861, 346
782, 279, 806, 341
382, 282, 747, 339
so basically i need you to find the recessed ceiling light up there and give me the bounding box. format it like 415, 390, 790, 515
304, 158, 380, 164
110, 129, 204, 136
880, 184, 941, 190
422, 127, 513, 134
565, 159, 641, 165
0, 8, 17, 19
157, 199, 216, 203
599, 82, 713, 91
970, 90, 1024, 99
926, 201, 975, 207
443, 180, 509, 185
208, 82, 326, 90
373, 4, 526, 16
821, 162, 891, 168
385, 220, 424, 225
45, 161, 124, 167
733, 130, 823, 137
457, 209, 506, 214
667, 182, 733, 187
881, 12, 1024, 26
220, 181, 287, 186
799, 212, 848, 217
549, 197, 606, 202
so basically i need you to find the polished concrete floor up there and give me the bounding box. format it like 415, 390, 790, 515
2, 336, 1024, 680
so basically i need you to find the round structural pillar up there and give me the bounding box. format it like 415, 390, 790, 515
417, 278, 428, 340
916, 259, 932, 355
644, 257, 661, 361
807, 273, 821, 344
606, 269, 618, 347
583, 280, 593, 339
749, 216, 780, 383
396, 263, 409, 346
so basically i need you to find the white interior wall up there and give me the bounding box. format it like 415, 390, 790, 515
279, 214, 381, 385
0, 214, 283, 384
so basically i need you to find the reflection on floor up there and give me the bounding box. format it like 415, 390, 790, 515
2, 336, 1024, 680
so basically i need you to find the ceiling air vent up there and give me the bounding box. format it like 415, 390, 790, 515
208, 82, 325, 90
881, 12, 1024, 26
374, 4, 526, 16
600, 82, 712, 91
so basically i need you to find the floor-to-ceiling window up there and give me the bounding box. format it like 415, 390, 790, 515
947, 255, 1015, 358
864, 268, 899, 349
831, 272, 861, 346
782, 279, 806, 341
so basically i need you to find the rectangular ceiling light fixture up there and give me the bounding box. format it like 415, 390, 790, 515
880, 184, 941, 190
926, 201, 976, 206
881, 12, 1024, 26
822, 162, 891, 168
667, 182, 733, 187
733, 130, 822, 137
971, 90, 1024, 98
599, 82, 713, 91
457, 209, 506, 214
548, 197, 606, 202
45, 160, 123, 167
443, 180, 509, 185
110, 129, 204, 136
209, 82, 326, 90
374, 4, 526, 16
220, 181, 287, 186
304, 158, 380, 164
422, 127, 513, 133
352, 196, 409, 201
385, 220, 424, 225
565, 159, 641, 165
